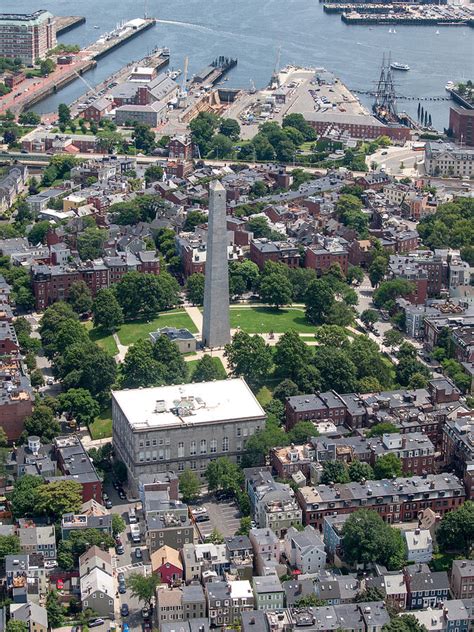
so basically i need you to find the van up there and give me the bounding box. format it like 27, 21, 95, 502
128, 508, 137, 524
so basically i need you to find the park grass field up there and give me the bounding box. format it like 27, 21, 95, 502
85, 322, 118, 356
187, 356, 226, 379
89, 407, 112, 439
117, 310, 198, 346
229, 305, 315, 334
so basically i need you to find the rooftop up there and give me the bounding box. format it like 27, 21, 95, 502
112, 378, 265, 430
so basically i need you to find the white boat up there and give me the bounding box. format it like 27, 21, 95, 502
391, 62, 410, 71
445, 81, 455, 91
388, 28, 393, 33
393, 28, 397, 33
94, 25, 100, 29
436, 30, 440, 34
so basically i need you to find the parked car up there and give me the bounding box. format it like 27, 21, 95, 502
105, 499, 112, 509
118, 490, 126, 500
123, 625, 130, 632
88, 619, 105, 628
135, 547, 142, 560
141, 607, 150, 619
44, 560, 58, 568
116, 544, 124, 555
117, 572, 125, 582
121, 604, 129, 617
56, 579, 64, 590
119, 581, 126, 594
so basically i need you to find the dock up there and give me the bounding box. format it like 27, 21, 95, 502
55, 16, 86, 35
334, 3, 473, 25
68, 47, 170, 117
0, 17, 157, 115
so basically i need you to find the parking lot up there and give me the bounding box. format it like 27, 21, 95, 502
191, 495, 242, 540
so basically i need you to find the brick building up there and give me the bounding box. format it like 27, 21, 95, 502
449, 106, 474, 147
305, 237, 349, 276
297, 473, 465, 530
53, 436, 102, 503
250, 239, 300, 270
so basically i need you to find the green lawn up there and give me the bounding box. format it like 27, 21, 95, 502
187, 356, 226, 378
85, 322, 118, 356
89, 407, 112, 440
117, 311, 198, 346
229, 306, 316, 334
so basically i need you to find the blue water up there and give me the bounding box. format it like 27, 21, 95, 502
18, 0, 473, 129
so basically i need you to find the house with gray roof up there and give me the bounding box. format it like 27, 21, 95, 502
252, 575, 285, 611
18, 525, 56, 560
284, 525, 326, 574
10, 602, 48, 632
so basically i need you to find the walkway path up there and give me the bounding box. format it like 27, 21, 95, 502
184, 305, 203, 335
113, 333, 129, 363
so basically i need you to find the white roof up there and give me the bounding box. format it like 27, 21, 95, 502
405, 529, 432, 551
112, 378, 265, 430
80, 567, 114, 597
383, 574, 407, 596
230, 580, 253, 599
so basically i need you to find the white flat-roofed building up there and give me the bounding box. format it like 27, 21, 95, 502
112, 378, 266, 491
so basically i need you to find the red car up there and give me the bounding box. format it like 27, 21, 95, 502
56, 579, 64, 590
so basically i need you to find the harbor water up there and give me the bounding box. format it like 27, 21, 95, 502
20, 0, 473, 130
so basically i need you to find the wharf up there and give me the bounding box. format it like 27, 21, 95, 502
0, 17, 157, 114
85, 18, 156, 61
69, 47, 170, 116
324, 4, 397, 13
338, 3, 473, 24
55, 16, 86, 35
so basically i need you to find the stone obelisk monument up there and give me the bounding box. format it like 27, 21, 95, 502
202, 180, 231, 348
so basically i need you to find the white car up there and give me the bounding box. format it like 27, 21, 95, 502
44, 560, 58, 568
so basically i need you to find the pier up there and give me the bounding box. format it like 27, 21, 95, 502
68, 47, 170, 117
336, 4, 473, 25
55, 16, 86, 35
0, 17, 157, 115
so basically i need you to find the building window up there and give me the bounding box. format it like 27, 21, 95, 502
210, 439, 217, 453
222, 436, 229, 452
178, 462, 184, 471
200, 439, 207, 454
190, 440, 196, 455
178, 442, 184, 458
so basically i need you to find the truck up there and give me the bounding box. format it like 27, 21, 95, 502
130, 524, 141, 543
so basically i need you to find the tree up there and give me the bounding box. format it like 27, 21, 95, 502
46, 590, 67, 628
347, 265, 365, 285
179, 469, 200, 503
60, 341, 117, 397
57, 388, 99, 426
289, 421, 319, 444
342, 509, 406, 570
6, 622, 28, 632
282, 113, 316, 141
209, 133, 234, 158
313, 346, 358, 393
28, 221, 51, 245
382, 615, 428, 632
373, 280, 415, 311
0, 534, 20, 560
287, 267, 317, 301
355, 586, 385, 603
183, 210, 207, 232
132, 122, 155, 153
260, 273, 292, 308
77, 227, 107, 260
305, 279, 334, 325
207, 528, 224, 544
236, 516, 252, 536
396, 357, 430, 387
314, 325, 350, 349
68, 281, 92, 314
25, 405, 60, 442
30, 369, 44, 388
224, 331, 273, 387
251, 181, 268, 197
273, 378, 300, 402
144, 164, 164, 186
192, 355, 227, 382
274, 330, 314, 384
35, 480, 83, 519
205, 457, 243, 495
219, 118, 240, 140
92, 289, 123, 331
9, 475, 43, 518
367, 422, 399, 437
373, 454, 403, 479
114, 271, 179, 319
58, 103, 71, 126
185, 273, 205, 305
383, 329, 404, 348
437, 501, 474, 555
321, 461, 350, 485
128, 573, 161, 608
348, 460, 374, 482
112, 514, 126, 537
361, 309, 379, 328
295, 595, 326, 608
369, 256, 388, 288
19, 111, 41, 126
189, 111, 219, 155
113, 460, 128, 483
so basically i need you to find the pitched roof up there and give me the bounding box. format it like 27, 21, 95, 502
151, 545, 183, 572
